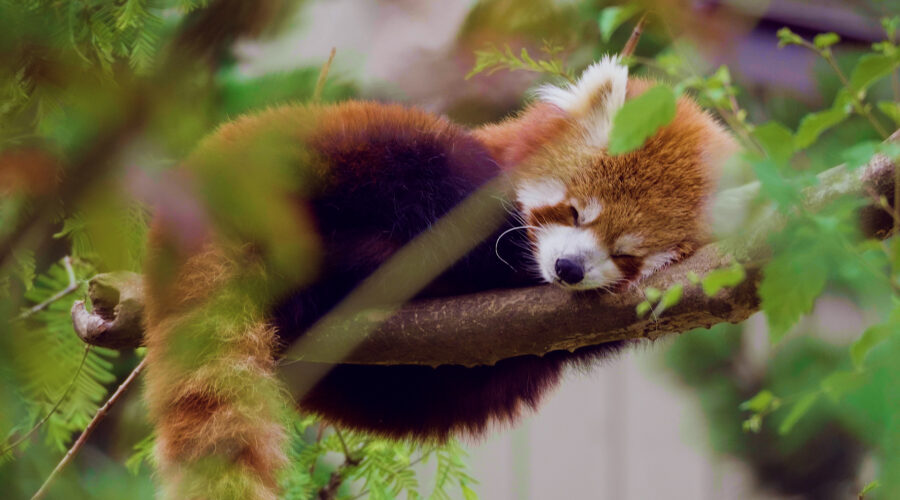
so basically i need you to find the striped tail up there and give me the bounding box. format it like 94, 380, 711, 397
143, 243, 289, 500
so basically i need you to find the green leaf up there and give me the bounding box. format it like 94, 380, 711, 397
859, 480, 881, 498
849, 53, 900, 93
820, 370, 863, 402
778, 392, 818, 435
461, 481, 479, 500
656, 284, 683, 313
701, 263, 746, 296
793, 106, 850, 150
598, 5, 641, 42
851, 323, 895, 368
877, 100, 900, 127
636, 300, 651, 317
776, 27, 805, 48
125, 433, 156, 474
644, 287, 661, 302
740, 389, 778, 413
752, 121, 794, 164
742, 414, 763, 433
884, 15, 900, 39
759, 251, 828, 343
750, 158, 801, 210
813, 32, 840, 50
842, 141, 881, 170
608, 85, 677, 155
14, 250, 36, 291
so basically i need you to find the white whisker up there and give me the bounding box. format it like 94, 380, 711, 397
494, 225, 539, 269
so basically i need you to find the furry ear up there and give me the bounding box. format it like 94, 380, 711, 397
535, 55, 628, 149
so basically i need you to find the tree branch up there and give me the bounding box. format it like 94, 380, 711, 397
31, 358, 146, 500
71, 138, 899, 367
19, 256, 77, 319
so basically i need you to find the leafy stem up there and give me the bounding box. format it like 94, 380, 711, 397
782, 30, 891, 139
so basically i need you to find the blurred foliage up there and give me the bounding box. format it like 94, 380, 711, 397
2, 0, 900, 499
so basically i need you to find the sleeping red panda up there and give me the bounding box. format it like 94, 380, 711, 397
142, 56, 736, 499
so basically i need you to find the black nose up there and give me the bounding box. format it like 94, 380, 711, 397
555, 258, 584, 284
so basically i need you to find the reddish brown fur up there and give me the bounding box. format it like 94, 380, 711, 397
505, 78, 736, 272
474, 101, 570, 168
142, 73, 737, 499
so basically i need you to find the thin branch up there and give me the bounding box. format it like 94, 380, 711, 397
316, 427, 361, 500
620, 14, 647, 59
0, 346, 90, 458
347, 448, 433, 500
31, 358, 147, 500
18, 256, 77, 320
312, 47, 337, 103
333, 427, 358, 463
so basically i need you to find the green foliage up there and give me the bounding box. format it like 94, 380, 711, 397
752, 121, 794, 164
465, 42, 574, 82
793, 105, 851, 150
777, 392, 819, 435
860, 480, 881, 498
813, 32, 840, 50
849, 54, 900, 94
608, 85, 677, 154
701, 263, 746, 297
2, 259, 118, 458
665, 13, 900, 496
636, 282, 683, 318
850, 319, 898, 369
597, 5, 641, 43
278, 416, 479, 500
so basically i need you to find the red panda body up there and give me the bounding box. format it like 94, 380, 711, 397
142, 57, 736, 498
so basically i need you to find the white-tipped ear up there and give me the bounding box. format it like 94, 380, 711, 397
535, 55, 628, 149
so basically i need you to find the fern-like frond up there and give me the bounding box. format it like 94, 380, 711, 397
4, 259, 118, 454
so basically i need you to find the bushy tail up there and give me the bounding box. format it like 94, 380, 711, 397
143, 244, 289, 500
298, 341, 628, 441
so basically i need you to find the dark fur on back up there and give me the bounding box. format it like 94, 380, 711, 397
269, 101, 623, 440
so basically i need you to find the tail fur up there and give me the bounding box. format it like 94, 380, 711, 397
143, 243, 289, 500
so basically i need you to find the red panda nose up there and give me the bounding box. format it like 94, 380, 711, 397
555, 258, 584, 285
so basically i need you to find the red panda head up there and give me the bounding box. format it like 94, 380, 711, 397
508, 56, 737, 290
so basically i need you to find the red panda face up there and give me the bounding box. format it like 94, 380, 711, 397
517, 170, 694, 291
511, 56, 737, 291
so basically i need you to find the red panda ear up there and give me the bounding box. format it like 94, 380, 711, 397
535, 55, 628, 150
474, 102, 570, 169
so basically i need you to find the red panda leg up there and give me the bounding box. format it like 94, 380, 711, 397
143, 243, 289, 500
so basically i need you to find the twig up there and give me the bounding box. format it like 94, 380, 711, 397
333, 427, 358, 464
18, 256, 78, 320
792, 38, 891, 139
312, 47, 337, 103
620, 14, 647, 59
347, 448, 434, 500
316, 427, 363, 500
0, 346, 90, 458
31, 358, 147, 500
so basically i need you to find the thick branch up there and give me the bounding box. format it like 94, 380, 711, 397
72, 145, 898, 366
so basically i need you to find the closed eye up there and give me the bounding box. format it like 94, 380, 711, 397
569, 206, 579, 226
610, 253, 635, 260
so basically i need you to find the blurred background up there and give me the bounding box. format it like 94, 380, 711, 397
1, 0, 897, 499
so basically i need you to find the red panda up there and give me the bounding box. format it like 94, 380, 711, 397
142, 56, 736, 499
